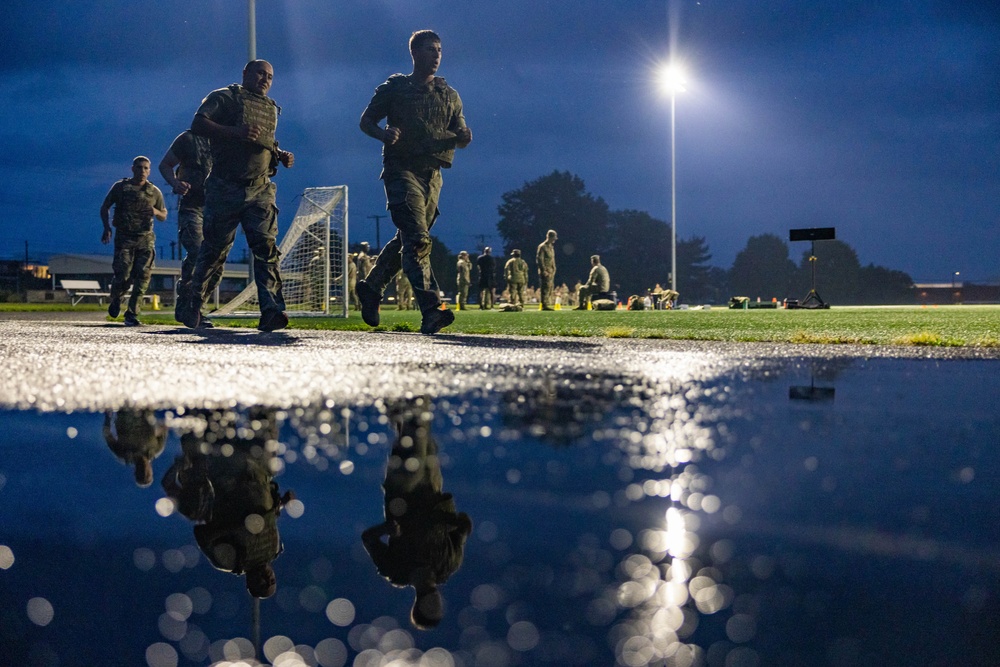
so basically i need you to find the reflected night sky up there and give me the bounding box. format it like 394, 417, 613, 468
2, 357, 1000, 666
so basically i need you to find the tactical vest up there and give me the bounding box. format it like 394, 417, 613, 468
112, 179, 155, 234
384, 75, 460, 166
229, 84, 278, 151
177, 133, 212, 190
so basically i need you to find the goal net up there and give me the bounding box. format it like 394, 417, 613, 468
214, 186, 349, 317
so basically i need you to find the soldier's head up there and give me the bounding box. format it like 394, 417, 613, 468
484, 246, 491, 255
459, 251, 468, 258
409, 30, 442, 76
246, 563, 277, 599
131, 156, 151, 182
360, 242, 370, 252
546, 229, 558, 242
243, 60, 274, 96
511, 249, 521, 258
591, 255, 600, 266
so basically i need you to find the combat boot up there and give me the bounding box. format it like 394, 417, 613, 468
108, 298, 121, 318
258, 310, 289, 332
124, 312, 142, 327
420, 305, 455, 335
356, 280, 381, 327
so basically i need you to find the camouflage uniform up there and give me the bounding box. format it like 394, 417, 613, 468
348, 254, 358, 309
360, 74, 468, 314
165, 130, 225, 306
357, 248, 375, 280
536, 238, 557, 309
102, 178, 165, 318
103, 409, 167, 487
185, 84, 287, 320
504, 253, 529, 307
576, 258, 611, 308
456, 254, 471, 309
396, 270, 414, 310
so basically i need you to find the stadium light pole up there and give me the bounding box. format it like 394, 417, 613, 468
659, 64, 686, 295
248, 0, 257, 61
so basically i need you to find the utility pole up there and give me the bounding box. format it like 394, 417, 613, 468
170, 241, 177, 260
248, 0, 256, 61
367, 214, 387, 251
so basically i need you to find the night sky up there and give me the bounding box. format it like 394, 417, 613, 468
1, 1, 997, 282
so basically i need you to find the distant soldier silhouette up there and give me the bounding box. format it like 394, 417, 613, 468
456, 251, 471, 310
476, 247, 496, 309
536, 229, 558, 310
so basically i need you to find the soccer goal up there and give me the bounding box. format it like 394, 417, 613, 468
214, 186, 349, 317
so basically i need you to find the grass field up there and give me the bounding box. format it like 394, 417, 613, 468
3, 302, 998, 347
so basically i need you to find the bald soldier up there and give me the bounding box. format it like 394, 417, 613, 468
503, 249, 529, 307
355, 29, 472, 335
177, 60, 295, 332
575, 254, 611, 310
535, 229, 558, 310
100, 156, 167, 326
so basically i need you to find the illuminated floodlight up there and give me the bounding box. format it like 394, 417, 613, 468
658, 63, 687, 95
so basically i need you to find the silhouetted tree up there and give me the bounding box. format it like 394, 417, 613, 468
857, 264, 914, 304
729, 233, 798, 300
496, 171, 610, 287
677, 236, 720, 303
429, 235, 457, 297
603, 209, 671, 297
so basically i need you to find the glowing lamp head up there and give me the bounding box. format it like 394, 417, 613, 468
659, 64, 687, 95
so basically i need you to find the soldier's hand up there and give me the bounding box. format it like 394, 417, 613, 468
278, 150, 294, 168
172, 180, 191, 196
237, 124, 262, 142
456, 126, 473, 147
382, 125, 401, 145
101, 228, 112, 244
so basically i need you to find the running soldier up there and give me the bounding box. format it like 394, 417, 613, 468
456, 250, 471, 310
100, 156, 167, 326
503, 248, 528, 307
355, 29, 472, 334
536, 229, 558, 310
177, 60, 295, 332
159, 130, 223, 328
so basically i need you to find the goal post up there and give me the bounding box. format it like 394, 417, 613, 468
214, 186, 349, 317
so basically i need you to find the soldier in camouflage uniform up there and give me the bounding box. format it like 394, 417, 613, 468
159, 130, 223, 328
503, 248, 529, 307
575, 254, 611, 309
356, 242, 375, 279
455, 251, 471, 310
178, 60, 295, 332
356, 30, 472, 335
535, 229, 558, 310
100, 156, 167, 326
348, 253, 359, 309
396, 270, 414, 310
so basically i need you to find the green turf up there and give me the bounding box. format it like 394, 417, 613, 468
124, 304, 1000, 347
5, 301, 998, 347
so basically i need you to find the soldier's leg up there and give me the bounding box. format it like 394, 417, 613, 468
126, 234, 155, 317
109, 239, 136, 308
176, 207, 202, 302
386, 169, 442, 313
241, 185, 285, 316
458, 284, 468, 309
189, 199, 240, 316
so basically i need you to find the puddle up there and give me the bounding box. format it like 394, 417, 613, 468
1, 357, 999, 666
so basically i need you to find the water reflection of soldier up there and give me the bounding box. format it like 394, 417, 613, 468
161, 409, 294, 599
103, 409, 167, 487
363, 398, 472, 629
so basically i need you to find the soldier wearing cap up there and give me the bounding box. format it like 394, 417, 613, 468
575, 254, 611, 310
456, 251, 471, 310
536, 229, 558, 310
177, 59, 295, 332
100, 156, 168, 326
355, 29, 472, 335
504, 249, 529, 307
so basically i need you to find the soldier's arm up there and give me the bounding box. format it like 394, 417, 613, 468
99, 184, 118, 243
449, 91, 472, 148
152, 190, 168, 222
157, 148, 189, 195
359, 83, 399, 145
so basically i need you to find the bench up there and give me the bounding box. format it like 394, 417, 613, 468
59, 280, 156, 307
60, 280, 110, 306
